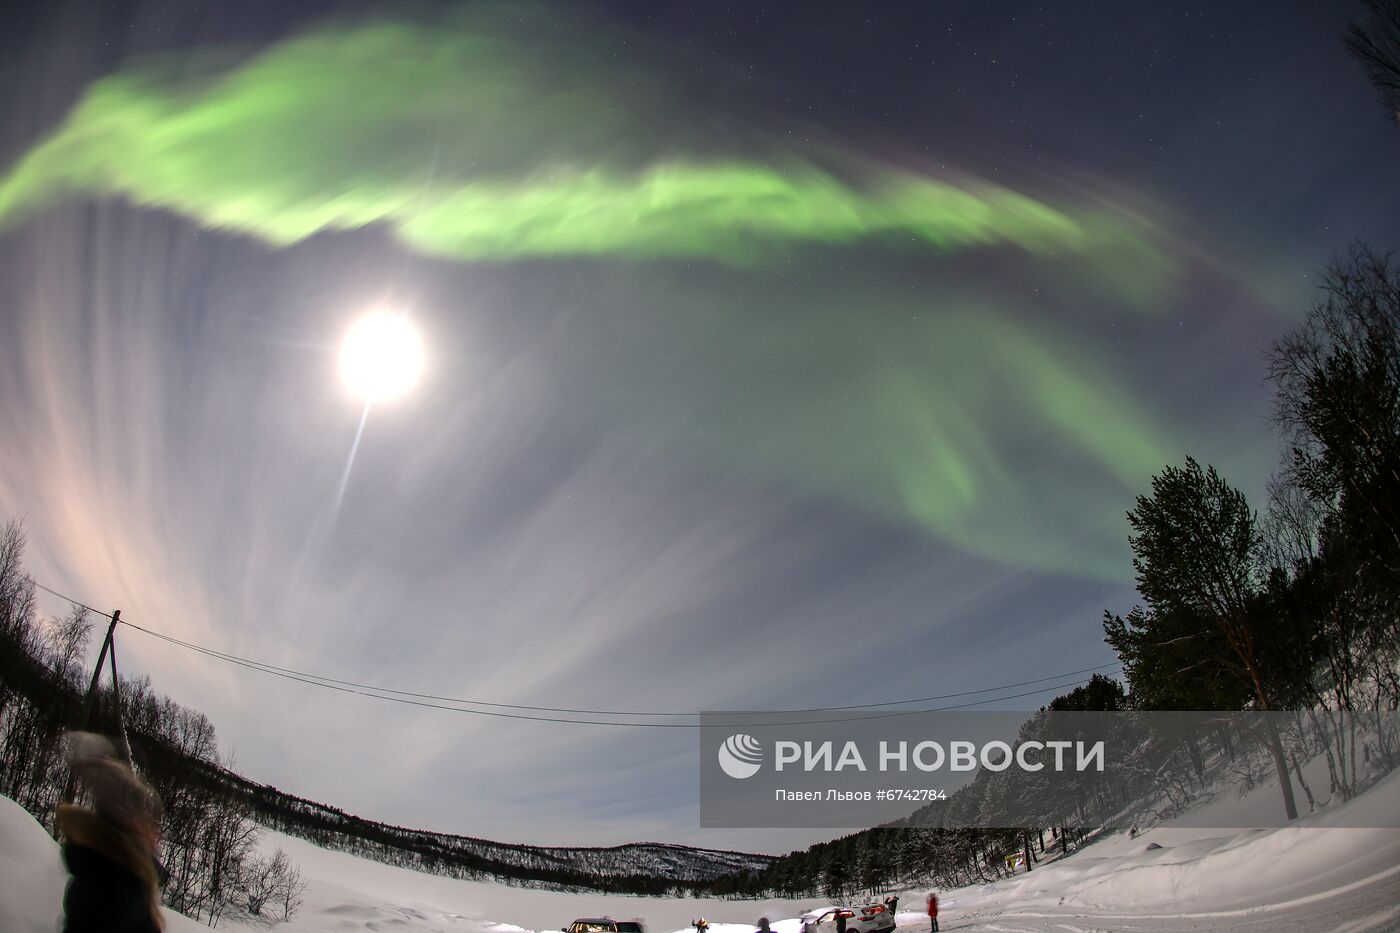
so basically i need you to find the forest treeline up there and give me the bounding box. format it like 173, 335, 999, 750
148, 741, 770, 894
701, 248, 1400, 900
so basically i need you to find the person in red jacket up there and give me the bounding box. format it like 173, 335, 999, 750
925, 892, 939, 932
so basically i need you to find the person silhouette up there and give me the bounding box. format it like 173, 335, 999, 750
56, 733, 166, 933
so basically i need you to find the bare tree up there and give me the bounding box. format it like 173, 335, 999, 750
1347, 0, 1400, 126
241, 848, 307, 922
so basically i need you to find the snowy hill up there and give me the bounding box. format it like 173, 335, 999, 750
5, 769, 1400, 932
167, 750, 774, 888
935, 767, 1400, 932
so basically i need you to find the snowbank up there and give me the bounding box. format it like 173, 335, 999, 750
0, 796, 66, 933
924, 768, 1400, 931
0, 796, 204, 932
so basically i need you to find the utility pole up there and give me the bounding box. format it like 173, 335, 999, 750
106, 629, 133, 766
79, 610, 120, 730
62, 609, 127, 801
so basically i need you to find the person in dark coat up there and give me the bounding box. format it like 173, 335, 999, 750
56, 734, 166, 933
836, 911, 848, 933
756, 917, 773, 933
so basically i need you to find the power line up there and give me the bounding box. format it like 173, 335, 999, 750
34, 578, 1121, 715
33, 579, 112, 619
121, 618, 1122, 717
120, 620, 1119, 727
124, 622, 1113, 727
33, 578, 1122, 728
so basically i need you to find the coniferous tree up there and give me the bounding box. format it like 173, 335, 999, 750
1118, 458, 1303, 818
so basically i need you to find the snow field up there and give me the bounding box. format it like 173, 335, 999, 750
2, 769, 1397, 932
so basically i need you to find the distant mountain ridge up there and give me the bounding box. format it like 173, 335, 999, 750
142, 738, 773, 893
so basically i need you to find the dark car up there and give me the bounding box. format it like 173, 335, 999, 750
566, 919, 646, 933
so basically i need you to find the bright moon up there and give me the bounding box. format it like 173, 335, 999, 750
339, 312, 425, 402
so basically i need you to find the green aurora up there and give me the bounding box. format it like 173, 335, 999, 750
0, 15, 1155, 267
559, 269, 1176, 579
0, 10, 1212, 579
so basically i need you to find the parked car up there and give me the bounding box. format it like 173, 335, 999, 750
799, 903, 896, 933
565, 919, 645, 933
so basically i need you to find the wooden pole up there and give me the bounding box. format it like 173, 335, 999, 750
79, 611, 120, 730
62, 609, 121, 801
106, 632, 133, 767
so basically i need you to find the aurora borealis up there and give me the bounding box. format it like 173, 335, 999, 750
0, 7, 1178, 575
1, 0, 1395, 849
0, 13, 1145, 265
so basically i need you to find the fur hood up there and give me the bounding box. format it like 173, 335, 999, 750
57, 804, 164, 931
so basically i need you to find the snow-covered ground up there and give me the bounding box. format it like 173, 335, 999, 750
4, 771, 1399, 932
925, 767, 1400, 931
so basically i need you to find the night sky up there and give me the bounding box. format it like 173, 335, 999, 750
1, 1, 1396, 852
